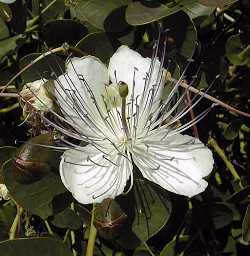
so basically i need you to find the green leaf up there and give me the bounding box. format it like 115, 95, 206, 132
71, 0, 130, 31
126, 0, 214, 25
223, 236, 237, 256
0, 35, 22, 59
227, 185, 250, 203
41, 19, 88, 48
0, 146, 16, 167
161, 11, 197, 58
0, 237, 73, 256
242, 204, 250, 242
160, 236, 189, 256
211, 203, 233, 229
40, 0, 65, 22
182, 0, 214, 19
198, 0, 237, 8
226, 34, 250, 67
223, 120, 241, 140
132, 180, 172, 242
0, 17, 9, 40
0, 204, 16, 240
51, 208, 82, 230
0, 146, 16, 183
2, 134, 67, 219
19, 53, 65, 83
126, 2, 181, 26
76, 32, 115, 62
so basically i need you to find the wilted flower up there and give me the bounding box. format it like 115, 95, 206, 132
0, 184, 10, 201
20, 79, 53, 117
26, 45, 214, 204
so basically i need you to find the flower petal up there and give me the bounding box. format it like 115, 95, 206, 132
108, 45, 165, 103
60, 145, 132, 204
54, 56, 111, 138
132, 134, 213, 197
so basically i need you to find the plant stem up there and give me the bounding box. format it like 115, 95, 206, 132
27, 0, 57, 27
0, 102, 19, 113
70, 203, 77, 256
44, 220, 54, 235
208, 137, 241, 181
86, 204, 97, 256
63, 229, 70, 243
143, 241, 156, 256
9, 207, 23, 240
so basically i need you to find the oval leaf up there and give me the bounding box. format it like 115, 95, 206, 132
51, 208, 82, 230
2, 134, 66, 219
132, 179, 172, 242
0, 237, 72, 256
76, 32, 116, 62
71, 0, 130, 31
41, 19, 88, 48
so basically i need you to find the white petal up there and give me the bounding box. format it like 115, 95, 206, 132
54, 56, 111, 138
60, 145, 132, 204
0, 0, 16, 3
132, 134, 213, 197
108, 45, 165, 103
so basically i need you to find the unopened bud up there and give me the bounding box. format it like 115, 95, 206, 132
118, 81, 129, 98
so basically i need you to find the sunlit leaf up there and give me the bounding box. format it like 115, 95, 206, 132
0, 237, 73, 256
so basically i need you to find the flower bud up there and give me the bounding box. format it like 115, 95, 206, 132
0, 184, 9, 201
20, 79, 53, 116
118, 81, 129, 98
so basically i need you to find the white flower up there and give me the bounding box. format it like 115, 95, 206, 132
47, 45, 213, 204
0, 184, 10, 201
20, 79, 53, 115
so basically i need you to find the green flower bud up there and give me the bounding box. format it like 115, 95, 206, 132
118, 81, 129, 98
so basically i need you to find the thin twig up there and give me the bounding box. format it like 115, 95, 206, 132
1, 46, 66, 93
172, 79, 250, 118
0, 93, 19, 98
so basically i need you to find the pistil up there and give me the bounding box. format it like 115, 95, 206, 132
118, 82, 130, 141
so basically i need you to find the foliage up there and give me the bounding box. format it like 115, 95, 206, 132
0, 0, 250, 255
